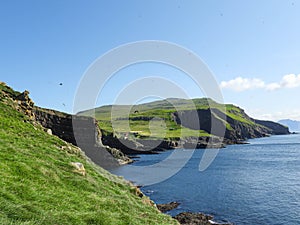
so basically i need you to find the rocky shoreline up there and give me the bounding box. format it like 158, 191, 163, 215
157, 202, 232, 225
174, 212, 232, 225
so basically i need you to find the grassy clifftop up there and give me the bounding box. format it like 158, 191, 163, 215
0, 83, 178, 225
79, 98, 225, 139
79, 98, 286, 142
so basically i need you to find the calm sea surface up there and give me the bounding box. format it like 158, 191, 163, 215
110, 134, 300, 225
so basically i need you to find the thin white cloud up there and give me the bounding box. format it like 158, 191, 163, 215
221, 74, 300, 92
220, 77, 265, 92
265, 82, 281, 91
280, 74, 300, 88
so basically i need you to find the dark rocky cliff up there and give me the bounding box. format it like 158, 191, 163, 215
254, 119, 290, 135
101, 133, 179, 154
172, 108, 289, 143
33, 107, 132, 168
34, 107, 97, 147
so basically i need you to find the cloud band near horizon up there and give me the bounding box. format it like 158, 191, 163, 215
220, 74, 300, 92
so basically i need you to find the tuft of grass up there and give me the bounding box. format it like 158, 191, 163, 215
0, 97, 178, 224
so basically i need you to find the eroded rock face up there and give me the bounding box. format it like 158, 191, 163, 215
15, 91, 35, 118
254, 119, 289, 135
172, 108, 289, 143
33, 107, 133, 168
34, 107, 97, 147
4, 88, 35, 119
101, 133, 172, 154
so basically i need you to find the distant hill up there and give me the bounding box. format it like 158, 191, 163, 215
278, 119, 300, 132
78, 98, 290, 150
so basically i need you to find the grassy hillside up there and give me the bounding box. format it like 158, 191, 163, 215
78, 98, 257, 140
0, 85, 178, 224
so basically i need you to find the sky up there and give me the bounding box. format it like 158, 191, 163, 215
1, 0, 300, 121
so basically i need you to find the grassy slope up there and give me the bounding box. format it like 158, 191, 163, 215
79, 98, 256, 139
0, 88, 177, 224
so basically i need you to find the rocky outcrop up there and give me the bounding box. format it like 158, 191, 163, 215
157, 202, 180, 213
180, 136, 225, 149
174, 212, 232, 225
0, 83, 35, 119
101, 134, 226, 153
101, 133, 169, 154
15, 90, 35, 119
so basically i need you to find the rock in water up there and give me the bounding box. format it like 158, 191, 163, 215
173, 212, 232, 225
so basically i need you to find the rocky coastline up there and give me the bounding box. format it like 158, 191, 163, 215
174, 212, 232, 225
157, 201, 232, 225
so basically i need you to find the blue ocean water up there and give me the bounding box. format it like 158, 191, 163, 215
111, 134, 300, 225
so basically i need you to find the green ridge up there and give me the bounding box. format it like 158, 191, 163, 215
79, 98, 257, 140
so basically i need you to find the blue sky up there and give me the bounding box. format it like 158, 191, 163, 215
1, 0, 300, 120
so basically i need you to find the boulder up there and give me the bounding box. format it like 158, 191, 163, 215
157, 201, 180, 213
70, 162, 86, 176
46, 129, 52, 135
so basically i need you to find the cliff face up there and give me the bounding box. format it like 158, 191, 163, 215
254, 119, 290, 135
33, 107, 132, 168
34, 107, 98, 147
101, 133, 178, 154
172, 108, 289, 142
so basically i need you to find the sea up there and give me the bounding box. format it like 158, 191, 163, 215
110, 134, 300, 225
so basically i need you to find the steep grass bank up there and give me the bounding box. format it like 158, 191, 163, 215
0, 85, 178, 224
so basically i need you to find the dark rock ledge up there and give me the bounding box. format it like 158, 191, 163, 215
173, 212, 232, 225
157, 201, 180, 213
156, 202, 232, 225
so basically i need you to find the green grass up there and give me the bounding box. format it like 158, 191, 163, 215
96, 108, 211, 140
225, 104, 256, 126
0, 95, 178, 224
